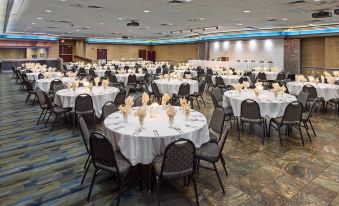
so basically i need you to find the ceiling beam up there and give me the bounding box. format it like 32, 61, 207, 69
3, 0, 14, 33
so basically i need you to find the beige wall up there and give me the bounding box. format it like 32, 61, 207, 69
0, 48, 26, 59
324, 37, 339, 68
48, 42, 59, 58
301, 37, 325, 67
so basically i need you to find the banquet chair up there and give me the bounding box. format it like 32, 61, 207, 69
114, 90, 126, 106
101, 101, 119, 120
302, 84, 322, 113
206, 68, 213, 75
89, 68, 97, 77
43, 92, 72, 131
50, 84, 66, 101
190, 82, 206, 109
177, 82, 191, 99
205, 75, 215, 92
11, 66, 17, 79
155, 67, 162, 75
326, 80, 339, 116
256, 72, 267, 83
109, 75, 123, 89
208, 107, 226, 143
183, 70, 192, 79
239, 99, 266, 144
268, 101, 304, 146
153, 139, 199, 206
210, 87, 224, 107
78, 67, 87, 77
78, 115, 92, 184
239, 76, 250, 84
127, 74, 138, 91
35, 89, 48, 125
297, 91, 309, 111
87, 132, 134, 204
133, 96, 143, 107
38, 73, 44, 80
14, 69, 21, 84
215, 76, 227, 90
276, 72, 286, 82
210, 91, 233, 121
23, 78, 37, 105
104, 69, 112, 78
151, 82, 163, 103
301, 99, 317, 141
49, 79, 63, 95
196, 123, 231, 194
73, 94, 95, 133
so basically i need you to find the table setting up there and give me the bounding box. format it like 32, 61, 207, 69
153, 77, 199, 95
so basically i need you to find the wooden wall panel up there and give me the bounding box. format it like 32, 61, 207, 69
301, 38, 325, 67
86, 44, 151, 60
325, 37, 339, 68
153, 44, 198, 63
0, 48, 26, 59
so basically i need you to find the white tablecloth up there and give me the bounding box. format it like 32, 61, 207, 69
212, 75, 241, 85
26, 72, 62, 81
147, 67, 160, 74
115, 73, 145, 84
223, 90, 296, 118
54, 87, 119, 118
286, 82, 339, 101
104, 106, 209, 165
154, 79, 199, 95
253, 71, 279, 81
35, 78, 71, 93
94, 70, 106, 77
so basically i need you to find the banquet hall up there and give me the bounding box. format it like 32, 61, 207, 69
1, 0, 339, 205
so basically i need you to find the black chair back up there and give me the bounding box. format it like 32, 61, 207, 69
75, 94, 94, 113
281, 101, 303, 125
178, 83, 190, 96
276, 72, 286, 81
240, 99, 261, 120
302, 84, 318, 100
102, 101, 118, 120
114, 90, 126, 106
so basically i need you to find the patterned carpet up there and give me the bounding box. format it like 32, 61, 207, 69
0, 73, 339, 206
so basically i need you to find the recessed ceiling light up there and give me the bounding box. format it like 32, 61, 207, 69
128, 29, 133, 32
37, 17, 42, 20
144, 10, 150, 13
117, 17, 123, 20
60, 0, 66, 2
85, 26, 91, 29
168, 23, 173, 26
45, 10, 52, 13
199, 17, 205, 20
282, 18, 288, 21
238, 23, 243, 25
185, 0, 192, 1
75, 29, 80, 32
31, 22, 36, 24
99, 22, 104, 25
243, 10, 251, 13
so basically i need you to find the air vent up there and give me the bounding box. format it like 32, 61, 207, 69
127, 21, 139, 27
266, 19, 277, 22
88, 5, 103, 9
288, 0, 306, 4
122, 35, 128, 39
168, 0, 184, 4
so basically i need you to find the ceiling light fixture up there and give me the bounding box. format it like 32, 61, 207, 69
117, 17, 123, 20
238, 23, 243, 25
144, 10, 150, 13
243, 10, 251, 13
37, 17, 42, 20
45, 10, 52, 13
199, 17, 205, 20
282, 18, 288, 21
31, 22, 36, 25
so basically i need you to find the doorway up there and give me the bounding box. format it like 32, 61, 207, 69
97, 49, 107, 64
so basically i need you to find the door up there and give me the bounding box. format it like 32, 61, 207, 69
59, 45, 73, 62
138, 50, 147, 60
97, 49, 107, 64
147, 51, 156, 62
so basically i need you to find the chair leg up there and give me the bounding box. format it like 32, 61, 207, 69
220, 155, 228, 176
87, 169, 98, 201
309, 120, 316, 136
37, 109, 45, 125
196, 97, 200, 110
299, 126, 305, 146
213, 163, 225, 194
262, 123, 266, 145
278, 128, 283, 146
72, 114, 76, 134
84, 154, 90, 169
45, 112, 52, 127
50, 114, 57, 131
25, 93, 31, 104
115, 177, 125, 206
192, 175, 199, 206
236, 118, 241, 142
303, 122, 312, 143
156, 176, 160, 206
81, 160, 91, 184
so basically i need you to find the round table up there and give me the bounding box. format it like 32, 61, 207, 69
212, 75, 241, 85
154, 79, 199, 95
26, 72, 62, 81
146, 67, 160, 74
223, 90, 297, 118
94, 70, 106, 77
253, 71, 279, 81
54, 86, 119, 118
115, 73, 145, 84
286, 82, 339, 101
104, 106, 209, 166
35, 77, 71, 93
